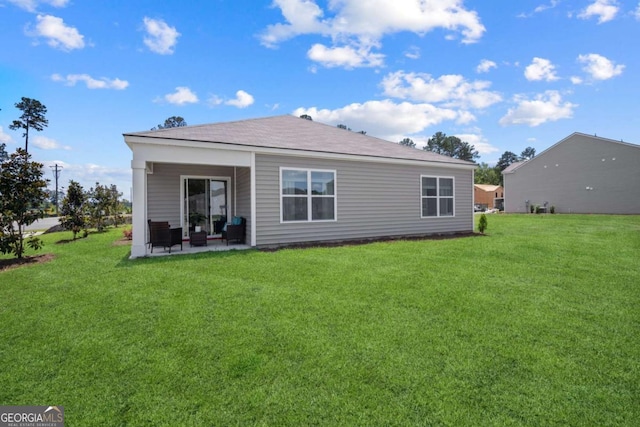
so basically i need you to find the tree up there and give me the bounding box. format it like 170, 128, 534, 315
9, 97, 49, 153
496, 151, 520, 171
299, 114, 313, 121
0, 149, 48, 258
478, 213, 488, 234
399, 138, 416, 148
109, 184, 123, 227
86, 183, 112, 232
60, 180, 87, 240
153, 116, 187, 130
0, 143, 8, 164
423, 132, 479, 161
520, 146, 536, 160
474, 162, 501, 185
337, 124, 351, 131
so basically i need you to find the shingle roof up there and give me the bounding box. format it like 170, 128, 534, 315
124, 115, 475, 167
502, 161, 525, 174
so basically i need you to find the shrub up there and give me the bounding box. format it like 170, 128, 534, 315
530, 204, 535, 213
535, 205, 542, 214
478, 213, 488, 234
550, 205, 555, 214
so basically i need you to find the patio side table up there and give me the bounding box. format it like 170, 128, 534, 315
189, 231, 207, 247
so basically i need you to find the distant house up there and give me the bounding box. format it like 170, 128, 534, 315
124, 115, 477, 258
474, 184, 503, 211
503, 132, 640, 214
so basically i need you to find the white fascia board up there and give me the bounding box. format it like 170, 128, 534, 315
130, 140, 251, 167
253, 146, 478, 171
125, 135, 477, 171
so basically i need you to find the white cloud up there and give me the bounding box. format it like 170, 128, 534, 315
51, 73, 129, 90
28, 14, 85, 51
499, 90, 577, 127
7, 0, 69, 12
476, 59, 497, 73
381, 70, 502, 109
143, 17, 180, 55
524, 57, 559, 81
570, 76, 584, 85
534, 0, 559, 13
32, 136, 71, 150
577, 53, 624, 80
293, 99, 460, 141
578, 0, 619, 23
207, 95, 223, 106
517, 0, 559, 18
0, 126, 12, 144
261, 0, 485, 68
208, 90, 255, 108
455, 132, 499, 155
307, 43, 384, 68
260, 0, 329, 47
225, 90, 255, 108
158, 87, 198, 105
635, 3, 640, 20
404, 46, 420, 60
40, 160, 132, 196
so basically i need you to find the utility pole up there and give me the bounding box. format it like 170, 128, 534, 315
50, 164, 63, 216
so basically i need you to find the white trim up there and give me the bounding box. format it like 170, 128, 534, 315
233, 167, 237, 218
420, 175, 456, 218
125, 137, 476, 171
130, 161, 148, 258
471, 168, 475, 230
280, 167, 337, 223
180, 175, 231, 237
250, 152, 257, 246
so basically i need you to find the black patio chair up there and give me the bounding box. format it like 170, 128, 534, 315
221, 216, 246, 245
149, 220, 183, 253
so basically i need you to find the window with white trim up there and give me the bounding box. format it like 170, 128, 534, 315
421, 176, 454, 217
281, 168, 336, 222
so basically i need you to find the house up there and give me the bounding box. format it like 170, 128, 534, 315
473, 184, 503, 211
503, 132, 640, 214
124, 115, 477, 258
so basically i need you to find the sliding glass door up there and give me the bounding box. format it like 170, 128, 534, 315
182, 177, 229, 236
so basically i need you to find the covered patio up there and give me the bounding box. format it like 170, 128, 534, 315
126, 132, 256, 258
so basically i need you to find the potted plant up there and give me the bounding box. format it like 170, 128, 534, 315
189, 212, 208, 232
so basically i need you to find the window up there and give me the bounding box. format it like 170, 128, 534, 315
281, 168, 336, 222
421, 176, 454, 217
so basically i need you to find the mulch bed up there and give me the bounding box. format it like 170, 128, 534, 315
0, 253, 56, 272
259, 231, 481, 252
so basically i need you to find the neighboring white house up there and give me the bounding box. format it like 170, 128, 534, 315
503, 132, 640, 214
124, 115, 477, 258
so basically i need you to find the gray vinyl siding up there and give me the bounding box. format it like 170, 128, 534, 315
147, 163, 238, 230
254, 154, 473, 246
504, 134, 640, 214
234, 167, 252, 242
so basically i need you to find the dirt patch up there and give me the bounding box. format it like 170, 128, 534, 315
112, 238, 132, 246
0, 253, 56, 272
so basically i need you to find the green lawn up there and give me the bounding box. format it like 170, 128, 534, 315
1, 215, 639, 426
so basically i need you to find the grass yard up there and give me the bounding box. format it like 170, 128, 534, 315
1, 214, 639, 426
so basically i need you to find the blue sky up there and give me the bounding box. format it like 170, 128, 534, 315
1, 0, 638, 197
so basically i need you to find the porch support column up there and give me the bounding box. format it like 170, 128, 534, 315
250, 152, 257, 246
130, 160, 147, 258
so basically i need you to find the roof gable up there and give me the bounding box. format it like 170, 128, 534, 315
502, 132, 639, 175
124, 115, 475, 167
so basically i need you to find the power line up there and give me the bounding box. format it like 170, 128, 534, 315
50, 164, 63, 216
